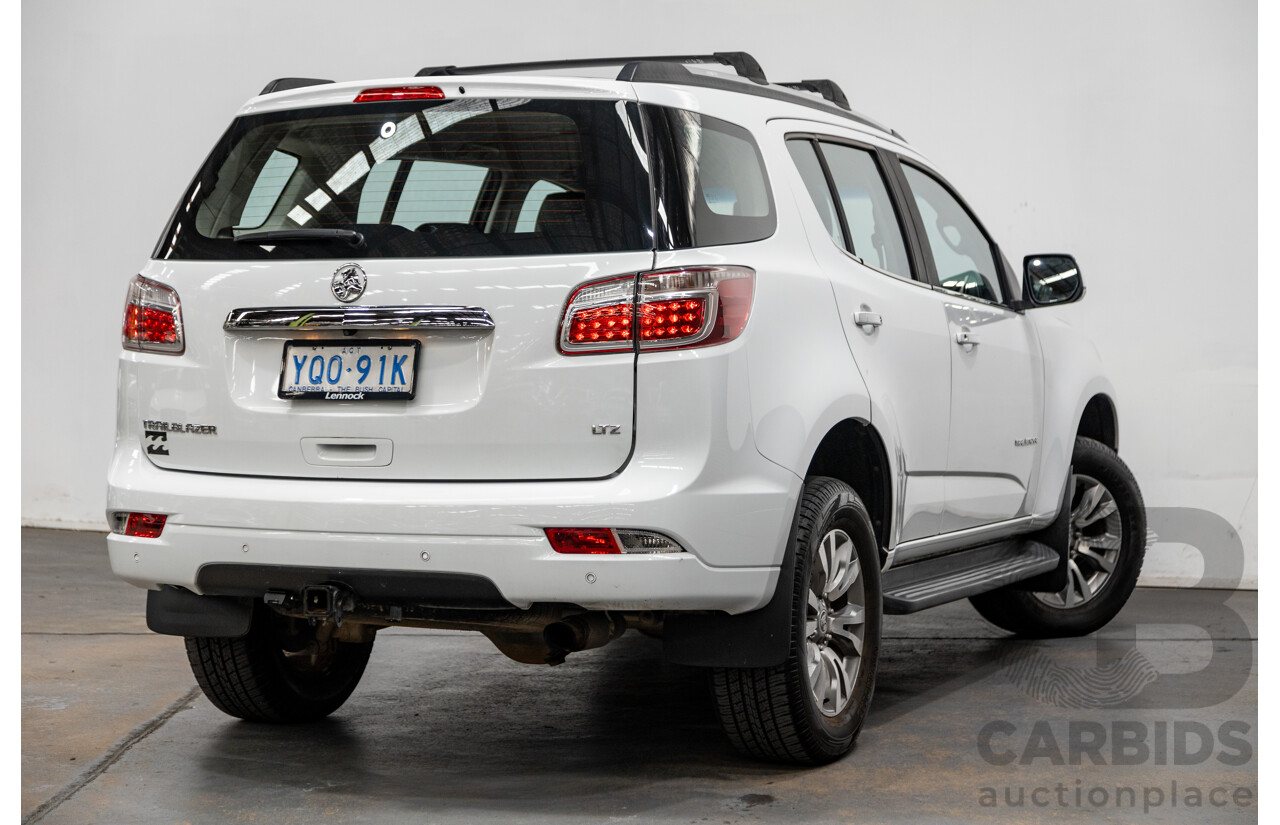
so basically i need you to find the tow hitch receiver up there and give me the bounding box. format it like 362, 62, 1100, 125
301, 585, 353, 625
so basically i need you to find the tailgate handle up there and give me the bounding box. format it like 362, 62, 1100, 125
301, 438, 394, 467
225, 306, 493, 331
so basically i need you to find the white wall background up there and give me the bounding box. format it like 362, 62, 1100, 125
22, 0, 1257, 587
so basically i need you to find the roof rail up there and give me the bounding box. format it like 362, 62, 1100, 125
777, 79, 850, 112
416, 52, 768, 85
259, 77, 334, 96
410, 53, 900, 140
620, 62, 891, 134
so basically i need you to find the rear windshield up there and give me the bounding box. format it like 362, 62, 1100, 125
157, 98, 653, 260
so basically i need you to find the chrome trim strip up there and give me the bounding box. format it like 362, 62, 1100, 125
224, 306, 494, 331
891, 516, 1038, 566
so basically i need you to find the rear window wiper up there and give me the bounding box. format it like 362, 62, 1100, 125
234, 228, 365, 248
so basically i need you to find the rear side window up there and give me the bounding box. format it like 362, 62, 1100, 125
786, 138, 913, 281
158, 98, 652, 260
786, 141, 842, 247
646, 107, 775, 248
819, 143, 913, 280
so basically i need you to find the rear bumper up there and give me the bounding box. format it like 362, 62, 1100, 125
106, 432, 799, 614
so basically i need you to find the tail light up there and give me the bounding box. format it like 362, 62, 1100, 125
558, 266, 754, 355
111, 512, 168, 538
354, 86, 445, 102
545, 528, 684, 555
122, 275, 184, 354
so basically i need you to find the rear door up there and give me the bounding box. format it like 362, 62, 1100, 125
136, 91, 654, 480
781, 128, 954, 543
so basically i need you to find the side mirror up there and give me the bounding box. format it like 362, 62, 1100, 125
1022, 254, 1084, 307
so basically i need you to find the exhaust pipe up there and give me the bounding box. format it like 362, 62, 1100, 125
543, 613, 623, 654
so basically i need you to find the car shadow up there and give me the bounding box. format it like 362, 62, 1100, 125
192, 633, 792, 816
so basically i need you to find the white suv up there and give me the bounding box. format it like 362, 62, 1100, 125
108, 53, 1146, 764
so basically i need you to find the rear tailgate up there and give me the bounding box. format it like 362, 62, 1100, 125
129, 85, 653, 480
131, 254, 647, 480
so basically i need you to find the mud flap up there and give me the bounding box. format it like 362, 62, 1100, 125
663, 490, 803, 668
146, 586, 254, 638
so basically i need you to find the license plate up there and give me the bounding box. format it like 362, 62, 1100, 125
279, 341, 420, 400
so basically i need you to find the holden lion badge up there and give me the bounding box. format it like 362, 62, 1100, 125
331, 263, 366, 303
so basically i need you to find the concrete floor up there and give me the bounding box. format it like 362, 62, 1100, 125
22, 527, 1257, 824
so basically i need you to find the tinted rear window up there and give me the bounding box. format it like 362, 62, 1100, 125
645, 106, 775, 248
157, 98, 653, 260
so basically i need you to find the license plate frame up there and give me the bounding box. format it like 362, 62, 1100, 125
278, 339, 421, 401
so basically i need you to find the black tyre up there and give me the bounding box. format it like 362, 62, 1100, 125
711, 477, 882, 765
970, 436, 1146, 637
185, 604, 374, 723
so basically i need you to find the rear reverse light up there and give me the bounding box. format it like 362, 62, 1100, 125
558, 266, 754, 355
545, 528, 684, 555
122, 275, 184, 354
112, 512, 168, 538
354, 86, 446, 103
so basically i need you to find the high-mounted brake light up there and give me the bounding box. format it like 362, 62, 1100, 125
558, 266, 755, 355
545, 528, 684, 555
354, 86, 446, 103
112, 512, 168, 539
122, 275, 184, 354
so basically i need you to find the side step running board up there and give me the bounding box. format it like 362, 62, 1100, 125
881, 539, 1059, 614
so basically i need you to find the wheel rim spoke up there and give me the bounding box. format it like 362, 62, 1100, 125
1075, 545, 1115, 573
1072, 482, 1104, 524
1058, 573, 1077, 607
821, 531, 855, 600
1078, 498, 1118, 527
829, 605, 865, 656
806, 589, 822, 639
816, 534, 832, 584
819, 646, 847, 711
1069, 558, 1093, 601
1086, 533, 1122, 552
807, 640, 823, 687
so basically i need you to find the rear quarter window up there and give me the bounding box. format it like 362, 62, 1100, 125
645, 107, 775, 249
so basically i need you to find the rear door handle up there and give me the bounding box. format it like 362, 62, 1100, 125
854, 311, 883, 332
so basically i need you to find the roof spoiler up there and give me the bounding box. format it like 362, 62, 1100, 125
259, 77, 334, 96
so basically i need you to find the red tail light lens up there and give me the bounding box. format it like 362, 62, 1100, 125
639, 297, 708, 343
545, 528, 685, 554
545, 528, 621, 554
568, 302, 634, 347
558, 267, 754, 355
122, 275, 184, 354
558, 275, 637, 354
354, 86, 446, 103
123, 513, 167, 539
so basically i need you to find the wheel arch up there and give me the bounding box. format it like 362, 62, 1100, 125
1077, 393, 1118, 452
804, 418, 892, 561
